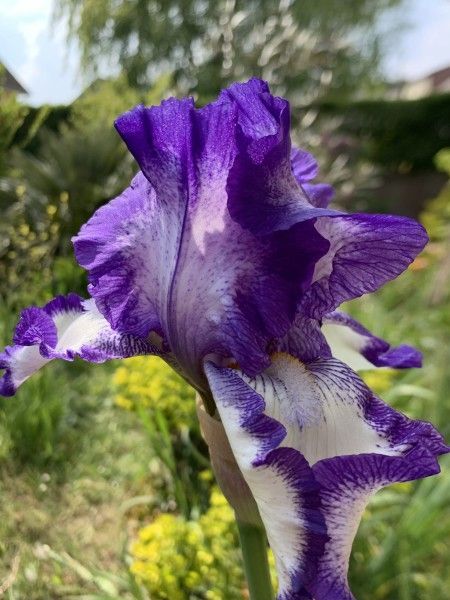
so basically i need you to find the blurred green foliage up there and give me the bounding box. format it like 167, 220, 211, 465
0, 92, 28, 175
11, 104, 71, 154
343, 172, 450, 598
71, 73, 173, 128
318, 94, 450, 172
421, 149, 450, 243
54, 0, 402, 104
1, 5, 450, 594
0, 73, 176, 306
9, 122, 132, 251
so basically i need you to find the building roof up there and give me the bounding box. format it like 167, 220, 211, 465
388, 65, 450, 100
0, 62, 28, 94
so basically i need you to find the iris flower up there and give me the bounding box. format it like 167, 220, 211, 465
1, 79, 447, 600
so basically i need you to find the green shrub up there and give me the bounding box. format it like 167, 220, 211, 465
316, 94, 450, 172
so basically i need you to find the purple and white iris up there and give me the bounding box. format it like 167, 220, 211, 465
1, 79, 447, 599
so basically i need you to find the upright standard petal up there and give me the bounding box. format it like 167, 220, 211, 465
220, 81, 427, 317
75, 88, 330, 387
0, 294, 157, 396
74, 79, 428, 389
322, 310, 422, 371
224, 79, 336, 235
206, 354, 448, 599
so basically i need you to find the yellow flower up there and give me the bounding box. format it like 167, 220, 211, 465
130, 488, 246, 599
113, 356, 196, 430
361, 368, 398, 395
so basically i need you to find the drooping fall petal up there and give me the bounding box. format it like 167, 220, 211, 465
205, 354, 448, 599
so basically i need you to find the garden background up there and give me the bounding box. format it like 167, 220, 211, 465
1, 1, 450, 598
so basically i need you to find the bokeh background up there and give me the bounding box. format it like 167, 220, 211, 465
1, 0, 450, 598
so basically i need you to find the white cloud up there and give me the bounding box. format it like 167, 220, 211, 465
0, 0, 81, 104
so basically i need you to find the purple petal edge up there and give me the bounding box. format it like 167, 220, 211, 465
0, 294, 158, 397
324, 311, 422, 369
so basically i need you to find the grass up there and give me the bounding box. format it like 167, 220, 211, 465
0, 361, 155, 598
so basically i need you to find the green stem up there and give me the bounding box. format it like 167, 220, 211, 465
237, 521, 273, 600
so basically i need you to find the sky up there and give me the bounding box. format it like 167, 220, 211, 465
1, 0, 450, 106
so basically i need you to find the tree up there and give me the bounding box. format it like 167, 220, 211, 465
54, 0, 403, 105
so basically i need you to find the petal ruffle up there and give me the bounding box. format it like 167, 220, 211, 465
291, 148, 319, 182
0, 294, 157, 396
76, 89, 330, 384
275, 315, 332, 363
206, 353, 448, 599
204, 360, 327, 600
73, 173, 165, 338
302, 183, 334, 209
75, 79, 427, 387
224, 80, 336, 235
322, 310, 422, 370
298, 214, 428, 319
290, 147, 334, 209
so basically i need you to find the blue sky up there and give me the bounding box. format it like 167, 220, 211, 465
1, 0, 450, 106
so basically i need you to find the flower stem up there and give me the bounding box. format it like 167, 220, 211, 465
237, 521, 273, 600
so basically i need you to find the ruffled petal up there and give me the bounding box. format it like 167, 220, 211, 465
275, 315, 332, 363
299, 214, 428, 319
204, 360, 327, 600
0, 294, 157, 396
311, 446, 444, 600
302, 183, 334, 209
73, 173, 166, 338
75, 79, 426, 388
224, 79, 337, 235
206, 353, 448, 599
76, 86, 330, 385
322, 310, 422, 370
290, 147, 334, 209
290, 148, 319, 182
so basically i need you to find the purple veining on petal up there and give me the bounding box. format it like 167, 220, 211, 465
310, 446, 446, 600
14, 307, 57, 347
291, 148, 319, 182
322, 310, 422, 370
299, 214, 428, 319
275, 315, 332, 363
74, 172, 165, 338
43, 292, 84, 317
305, 358, 448, 599
302, 183, 335, 209
205, 360, 327, 600
74, 79, 427, 388
76, 88, 333, 384
211, 353, 448, 599
223, 79, 338, 235
0, 294, 158, 397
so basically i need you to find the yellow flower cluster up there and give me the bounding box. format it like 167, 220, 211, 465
361, 368, 398, 395
114, 357, 196, 430
130, 488, 245, 599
